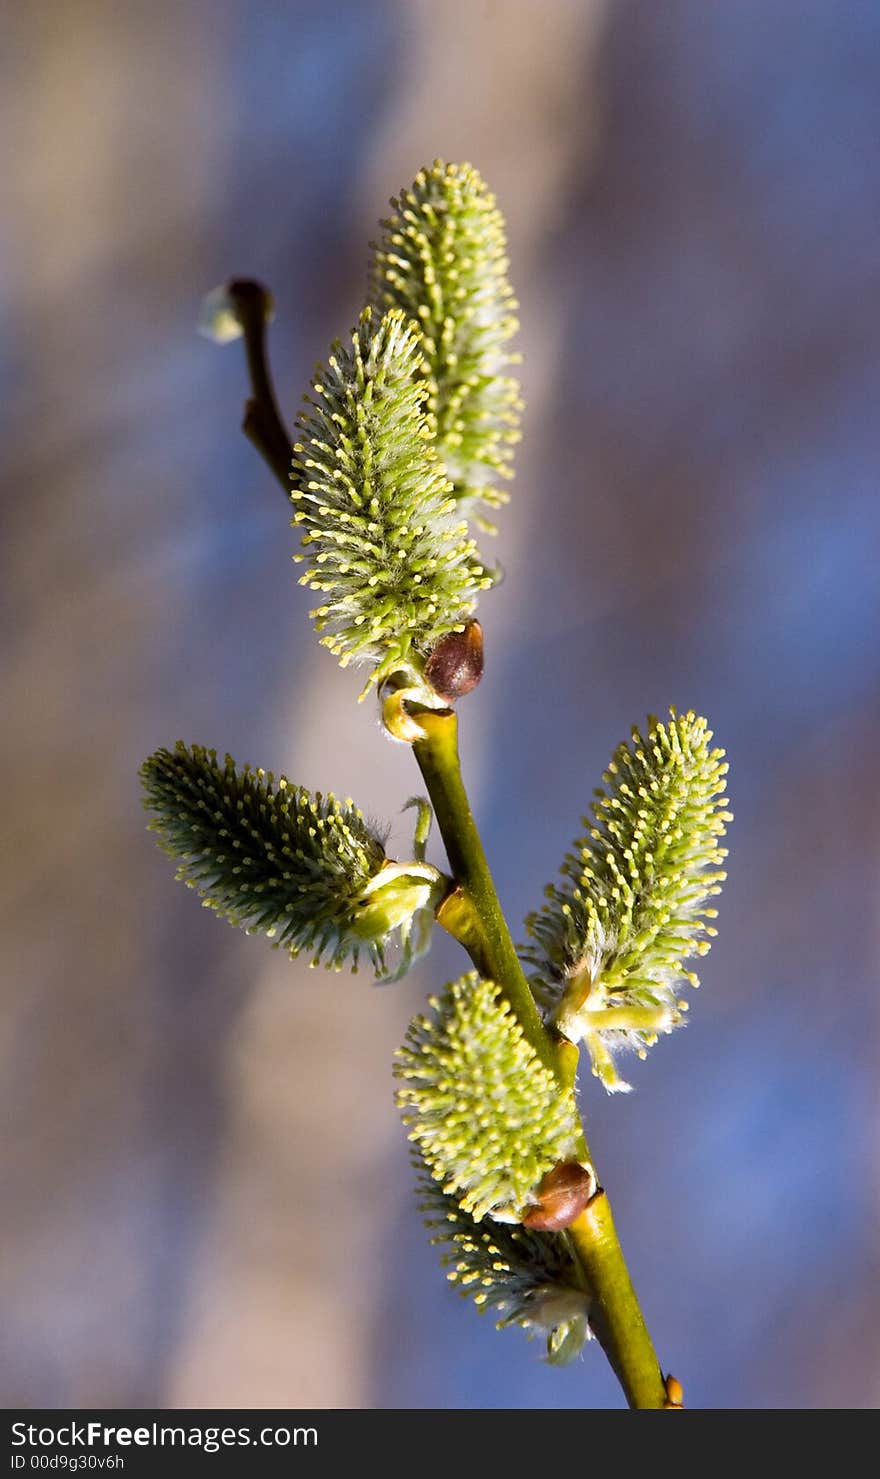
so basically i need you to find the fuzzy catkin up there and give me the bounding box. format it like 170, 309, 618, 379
141, 742, 390, 971
371, 161, 521, 524
417, 1161, 590, 1366
524, 711, 730, 1090
395, 973, 582, 1221
291, 307, 492, 689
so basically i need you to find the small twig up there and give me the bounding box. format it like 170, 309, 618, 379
226, 279, 294, 494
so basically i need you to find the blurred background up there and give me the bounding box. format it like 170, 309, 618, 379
2, 0, 879, 1410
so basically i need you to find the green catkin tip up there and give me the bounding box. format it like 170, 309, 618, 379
370, 161, 521, 525
291, 307, 492, 690
395, 973, 582, 1220
523, 710, 731, 1092
140, 742, 440, 974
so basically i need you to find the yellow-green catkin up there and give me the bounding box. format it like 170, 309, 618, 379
395, 973, 582, 1220
291, 307, 492, 691
371, 161, 521, 526
524, 711, 731, 1092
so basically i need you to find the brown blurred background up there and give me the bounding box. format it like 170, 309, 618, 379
2, 0, 879, 1408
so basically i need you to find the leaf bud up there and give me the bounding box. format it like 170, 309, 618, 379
424, 619, 484, 703
521, 1161, 594, 1231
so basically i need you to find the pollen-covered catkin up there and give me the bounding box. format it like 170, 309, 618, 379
524, 711, 731, 1092
371, 161, 521, 525
417, 1160, 591, 1366
291, 307, 492, 691
395, 973, 583, 1220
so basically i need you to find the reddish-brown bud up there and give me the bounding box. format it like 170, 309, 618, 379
521, 1161, 593, 1232
424, 620, 484, 703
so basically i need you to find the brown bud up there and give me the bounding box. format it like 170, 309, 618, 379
663, 1374, 685, 1409
424, 620, 484, 703
522, 1162, 593, 1232
226, 277, 274, 317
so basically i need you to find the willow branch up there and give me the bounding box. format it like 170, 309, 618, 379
231, 302, 670, 1412
410, 707, 667, 1409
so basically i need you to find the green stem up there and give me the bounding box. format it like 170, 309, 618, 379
568, 1194, 668, 1410
412, 708, 555, 1075
413, 706, 667, 1410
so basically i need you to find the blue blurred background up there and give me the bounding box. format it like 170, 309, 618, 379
2, 0, 878, 1409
